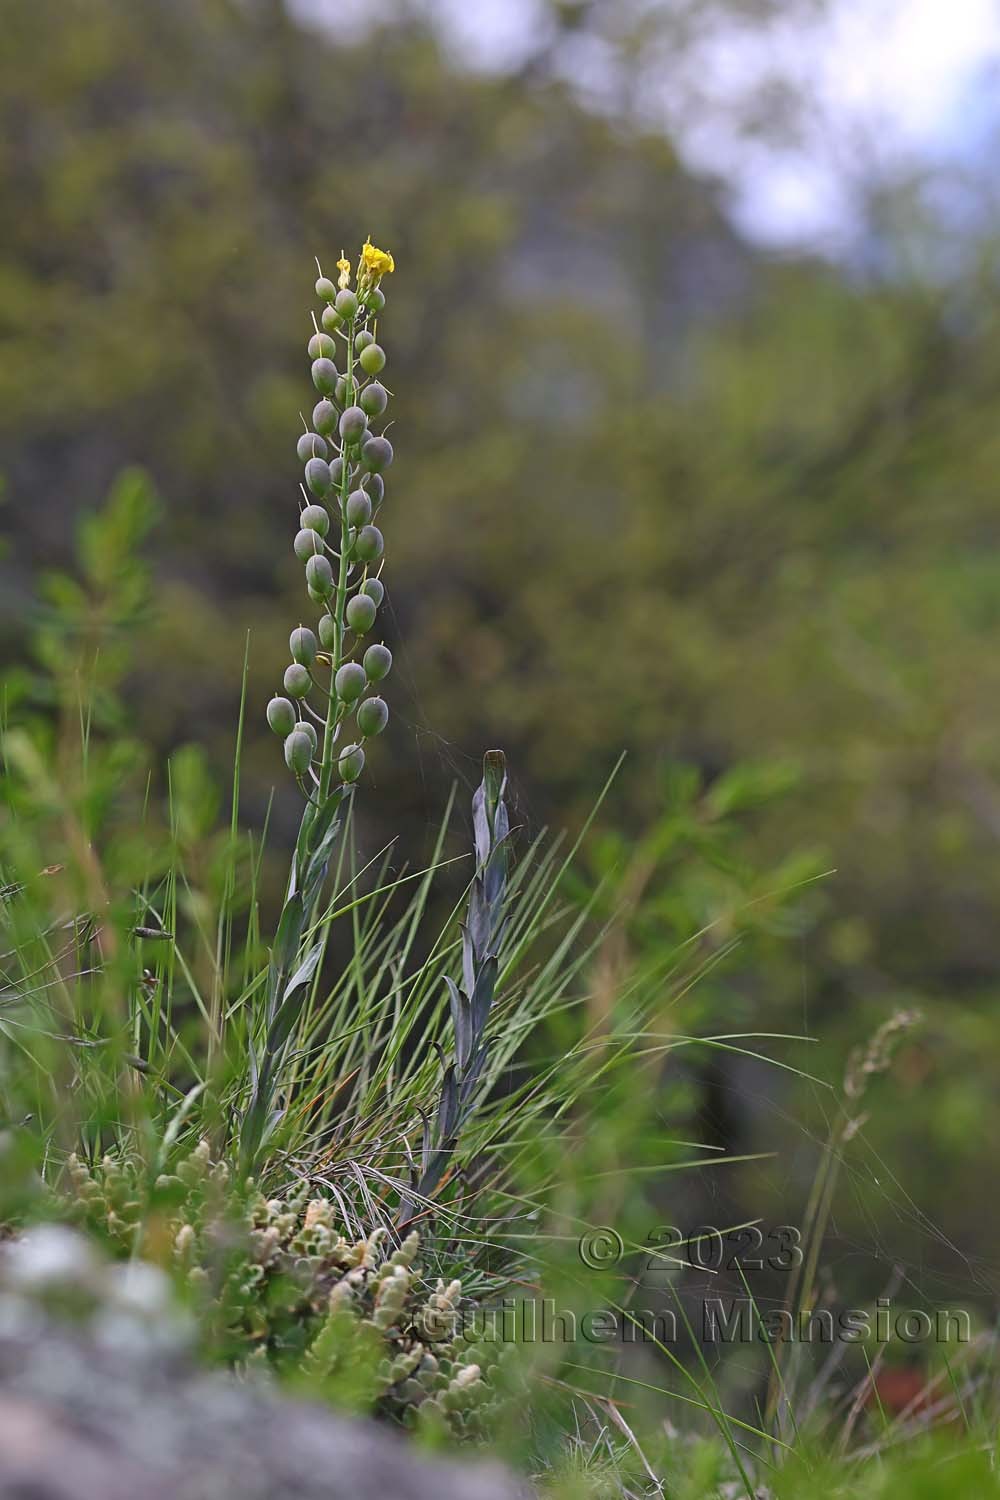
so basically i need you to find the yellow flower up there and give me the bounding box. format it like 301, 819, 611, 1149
361, 241, 395, 280
336, 253, 351, 289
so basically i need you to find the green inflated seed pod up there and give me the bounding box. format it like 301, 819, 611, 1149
339, 405, 367, 444
318, 613, 337, 650
294, 527, 323, 561
357, 696, 389, 737
300, 503, 330, 536
338, 742, 365, 782
329, 456, 345, 487
315, 275, 337, 302
366, 287, 385, 312
283, 663, 311, 698
334, 375, 358, 406
335, 288, 358, 320
285, 728, 314, 774
359, 381, 388, 418
361, 435, 393, 473
289, 625, 318, 665
305, 553, 334, 596
307, 585, 326, 605
321, 304, 342, 333
354, 524, 384, 563
266, 696, 297, 737
295, 719, 318, 754
308, 332, 337, 360
363, 643, 392, 682
363, 472, 385, 505
311, 357, 338, 395
359, 342, 385, 376
304, 456, 332, 496
345, 489, 371, 527
346, 593, 377, 634
362, 577, 385, 606
297, 431, 328, 462
313, 399, 338, 436
335, 662, 367, 702
355, 329, 374, 351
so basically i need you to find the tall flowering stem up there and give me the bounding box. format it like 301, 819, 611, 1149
241, 244, 396, 1170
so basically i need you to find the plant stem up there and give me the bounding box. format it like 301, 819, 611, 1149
319, 316, 355, 807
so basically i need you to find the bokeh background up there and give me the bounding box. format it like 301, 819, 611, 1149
4, 0, 1000, 1327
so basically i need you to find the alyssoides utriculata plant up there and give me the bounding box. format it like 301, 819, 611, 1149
269, 241, 395, 799
242, 242, 396, 1166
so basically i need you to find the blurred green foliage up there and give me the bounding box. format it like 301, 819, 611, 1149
2, 0, 1000, 1326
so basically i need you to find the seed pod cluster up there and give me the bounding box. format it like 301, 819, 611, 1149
267, 246, 396, 792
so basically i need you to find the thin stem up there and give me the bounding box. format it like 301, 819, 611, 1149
319, 315, 356, 805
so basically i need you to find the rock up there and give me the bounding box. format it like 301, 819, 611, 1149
0, 1228, 530, 1500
